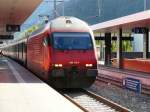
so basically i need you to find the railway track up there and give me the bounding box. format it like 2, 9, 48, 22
62, 89, 130, 112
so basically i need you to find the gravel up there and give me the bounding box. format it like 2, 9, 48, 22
88, 81, 150, 112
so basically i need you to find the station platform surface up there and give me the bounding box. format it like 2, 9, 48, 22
0, 56, 83, 112
98, 65, 150, 87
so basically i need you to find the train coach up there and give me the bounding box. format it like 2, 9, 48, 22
2, 17, 98, 88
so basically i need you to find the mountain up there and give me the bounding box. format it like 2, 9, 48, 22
57, 0, 150, 25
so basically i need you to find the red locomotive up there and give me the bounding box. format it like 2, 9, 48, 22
2, 17, 98, 88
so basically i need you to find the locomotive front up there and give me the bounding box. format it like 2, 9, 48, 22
48, 17, 98, 88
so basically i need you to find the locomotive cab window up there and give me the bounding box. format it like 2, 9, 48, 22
52, 32, 93, 50
43, 37, 51, 46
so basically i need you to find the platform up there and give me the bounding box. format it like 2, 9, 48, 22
98, 65, 150, 89
0, 56, 83, 112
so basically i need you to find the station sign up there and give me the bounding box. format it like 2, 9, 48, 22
0, 35, 14, 40
95, 36, 134, 41
132, 27, 148, 34
0, 41, 3, 44
123, 77, 141, 94
6, 24, 20, 32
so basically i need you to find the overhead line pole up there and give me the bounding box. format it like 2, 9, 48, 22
54, 0, 57, 18
62, 0, 64, 16
97, 0, 101, 17
45, 0, 65, 18
144, 0, 146, 10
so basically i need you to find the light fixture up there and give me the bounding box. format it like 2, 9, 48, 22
86, 64, 93, 67
54, 64, 63, 67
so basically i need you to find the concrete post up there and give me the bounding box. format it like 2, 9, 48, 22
104, 33, 111, 66
117, 28, 123, 68
143, 28, 149, 59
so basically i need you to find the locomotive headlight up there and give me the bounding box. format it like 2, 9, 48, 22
58, 64, 63, 67
86, 64, 93, 67
54, 64, 59, 67
54, 64, 63, 67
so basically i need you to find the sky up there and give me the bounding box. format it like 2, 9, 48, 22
21, 0, 53, 31
21, 0, 70, 31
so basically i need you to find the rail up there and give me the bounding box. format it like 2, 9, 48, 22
62, 89, 130, 112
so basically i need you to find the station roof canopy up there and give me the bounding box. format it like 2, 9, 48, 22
0, 0, 42, 36
91, 10, 150, 33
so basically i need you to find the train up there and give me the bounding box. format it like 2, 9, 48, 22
2, 17, 98, 88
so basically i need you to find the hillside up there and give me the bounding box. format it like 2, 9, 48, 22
57, 0, 150, 25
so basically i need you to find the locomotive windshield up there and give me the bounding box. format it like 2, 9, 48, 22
52, 32, 93, 50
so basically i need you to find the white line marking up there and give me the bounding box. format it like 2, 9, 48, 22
6, 60, 26, 83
